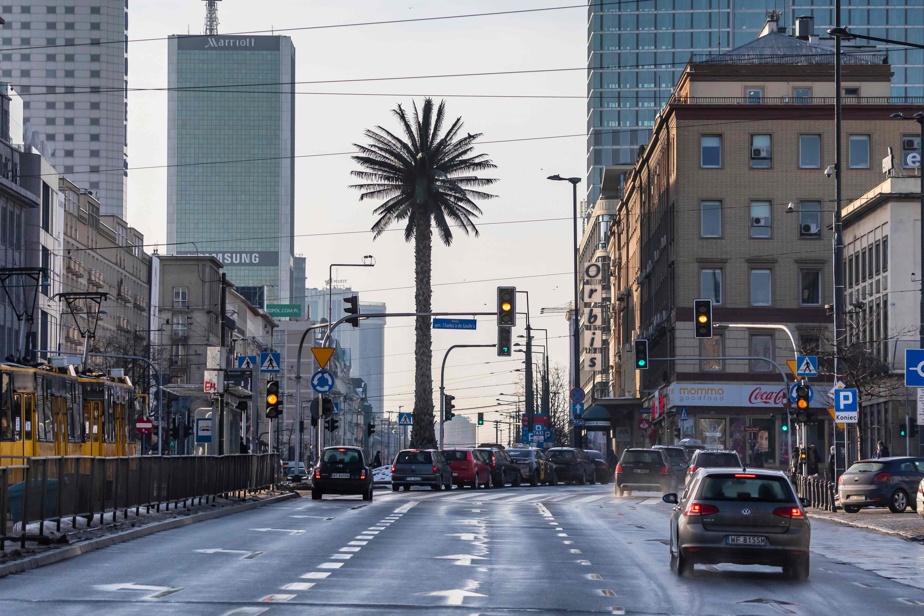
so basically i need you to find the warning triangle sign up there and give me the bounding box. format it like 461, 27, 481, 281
797, 356, 817, 377
312, 347, 335, 369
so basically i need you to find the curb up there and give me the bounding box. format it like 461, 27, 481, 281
0, 492, 298, 579
808, 510, 924, 542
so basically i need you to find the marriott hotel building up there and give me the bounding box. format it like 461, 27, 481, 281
167, 35, 295, 304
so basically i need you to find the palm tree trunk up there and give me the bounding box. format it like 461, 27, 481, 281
411, 205, 436, 448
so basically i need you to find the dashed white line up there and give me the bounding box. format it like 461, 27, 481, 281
282, 583, 315, 591
301, 572, 330, 579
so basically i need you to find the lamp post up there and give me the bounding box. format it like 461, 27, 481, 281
327, 256, 375, 333
524, 328, 551, 414
515, 289, 533, 432
547, 174, 582, 447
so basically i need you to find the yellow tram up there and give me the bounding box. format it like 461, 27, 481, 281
0, 363, 139, 464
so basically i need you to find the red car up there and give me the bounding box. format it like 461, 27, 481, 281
442, 448, 491, 489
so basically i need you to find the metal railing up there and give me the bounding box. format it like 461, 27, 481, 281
1, 453, 281, 550
795, 474, 838, 512
668, 95, 924, 106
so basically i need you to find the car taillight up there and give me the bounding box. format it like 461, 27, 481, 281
314, 469, 320, 480
466, 452, 472, 461
773, 507, 804, 518
391, 465, 396, 473
433, 465, 438, 473
838, 475, 844, 484
360, 469, 367, 480
689, 466, 698, 474
659, 466, 669, 475
615, 464, 623, 473
491, 455, 497, 467
684, 503, 719, 516
873, 472, 891, 483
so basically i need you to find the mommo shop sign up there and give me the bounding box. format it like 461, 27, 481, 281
266, 304, 302, 318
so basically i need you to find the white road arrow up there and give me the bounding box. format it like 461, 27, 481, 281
435, 554, 486, 566
94, 583, 182, 599
195, 548, 262, 559
426, 589, 486, 606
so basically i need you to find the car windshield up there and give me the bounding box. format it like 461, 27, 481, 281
548, 450, 575, 462
323, 449, 361, 466
585, 450, 604, 461
698, 474, 793, 502
695, 452, 740, 467
396, 451, 431, 464
507, 450, 532, 459
442, 451, 469, 462
659, 449, 687, 463
622, 451, 662, 464
847, 462, 886, 473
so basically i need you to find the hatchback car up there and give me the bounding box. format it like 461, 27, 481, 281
507, 447, 557, 486
474, 447, 522, 487
686, 450, 743, 484
442, 448, 491, 489
584, 450, 613, 484
546, 447, 596, 485
917, 477, 924, 519
391, 449, 453, 491
615, 448, 670, 495
663, 468, 811, 580
311, 446, 373, 501
837, 457, 924, 513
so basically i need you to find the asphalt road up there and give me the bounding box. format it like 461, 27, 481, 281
0, 483, 922, 615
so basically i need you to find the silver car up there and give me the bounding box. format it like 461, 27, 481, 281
663, 468, 811, 580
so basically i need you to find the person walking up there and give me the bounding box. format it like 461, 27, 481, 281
372, 450, 382, 468
827, 446, 836, 482
876, 440, 890, 458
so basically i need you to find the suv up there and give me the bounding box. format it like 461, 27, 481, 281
391, 449, 453, 491
838, 457, 924, 513
686, 449, 743, 484
474, 447, 522, 487
311, 446, 373, 501
653, 445, 690, 491
507, 447, 557, 486
615, 448, 671, 495
546, 447, 596, 485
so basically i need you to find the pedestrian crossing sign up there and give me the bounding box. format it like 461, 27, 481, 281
260, 352, 281, 373
795, 355, 818, 378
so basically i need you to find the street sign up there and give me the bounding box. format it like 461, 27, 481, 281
786, 359, 798, 377
260, 352, 281, 373
639, 418, 651, 430
311, 369, 334, 394
311, 347, 335, 369
573, 418, 585, 427
432, 318, 477, 330
398, 412, 412, 426
135, 418, 153, 434
834, 388, 859, 424
571, 401, 584, 416
679, 408, 688, 421
905, 349, 924, 387
918, 389, 924, 425
789, 382, 814, 404
237, 355, 257, 370
266, 303, 302, 318
570, 387, 586, 403
796, 355, 818, 378
195, 418, 212, 443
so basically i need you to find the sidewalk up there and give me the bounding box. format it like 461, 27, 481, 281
808, 506, 924, 542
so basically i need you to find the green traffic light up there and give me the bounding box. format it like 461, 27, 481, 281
900, 428, 907, 437
781, 424, 788, 432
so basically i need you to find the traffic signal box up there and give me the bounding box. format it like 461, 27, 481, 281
634, 339, 649, 370
793, 381, 814, 423
693, 299, 713, 339
325, 417, 339, 432
444, 394, 456, 421
367, 422, 376, 437
497, 286, 516, 327
265, 380, 281, 418
497, 326, 512, 357
477, 412, 484, 426
344, 295, 360, 328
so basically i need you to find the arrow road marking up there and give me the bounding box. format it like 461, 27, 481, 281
195, 548, 263, 559
446, 533, 482, 541
94, 583, 183, 600
435, 554, 486, 566
426, 589, 486, 606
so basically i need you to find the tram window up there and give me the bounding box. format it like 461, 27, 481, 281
1, 373, 16, 440
104, 389, 115, 443
36, 377, 54, 442
68, 381, 82, 442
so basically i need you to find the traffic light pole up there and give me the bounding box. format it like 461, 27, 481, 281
439, 344, 495, 449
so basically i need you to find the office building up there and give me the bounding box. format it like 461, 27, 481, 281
587, 0, 924, 206
0, 0, 129, 219
166, 34, 295, 305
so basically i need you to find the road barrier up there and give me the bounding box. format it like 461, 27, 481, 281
1, 454, 280, 550
796, 475, 837, 512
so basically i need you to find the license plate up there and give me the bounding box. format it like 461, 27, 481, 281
726, 535, 766, 546
331, 473, 350, 479
634, 469, 649, 474
452, 472, 459, 476
847, 495, 864, 500
407, 476, 421, 481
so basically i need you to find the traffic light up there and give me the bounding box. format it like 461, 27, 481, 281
911, 418, 919, 438
781, 420, 789, 432
444, 393, 456, 421
794, 380, 810, 413
266, 380, 281, 418
634, 339, 649, 370
693, 299, 713, 339
477, 412, 484, 426
344, 295, 360, 328
497, 286, 516, 327
325, 416, 339, 432
497, 325, 512, 357
367, 422, 376, 437
900, 423, 908, 438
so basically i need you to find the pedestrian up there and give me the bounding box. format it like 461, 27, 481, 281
606, 449, 619, 472
806, 443, 820, 476
827, 446, 836, 482
876, 440, 890, 458
790, 445, 801, 478
373, 450, 382, 468
751, 441, 764, 468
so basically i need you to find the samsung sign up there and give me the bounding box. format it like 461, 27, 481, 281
177, 36, 280, 51
178, 251, 279, 267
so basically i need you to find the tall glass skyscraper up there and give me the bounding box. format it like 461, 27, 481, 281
587, 0, 924, 205
167, 35, 295, 304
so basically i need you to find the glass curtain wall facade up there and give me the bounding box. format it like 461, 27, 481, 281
587, 0, 924, 205
167, 35, 295, 305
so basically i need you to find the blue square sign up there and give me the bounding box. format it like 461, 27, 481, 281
906, 349, 924, 387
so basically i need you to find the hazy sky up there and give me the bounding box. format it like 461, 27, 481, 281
127, 0, 587, 436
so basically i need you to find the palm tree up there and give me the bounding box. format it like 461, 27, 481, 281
351, 98, 497, 448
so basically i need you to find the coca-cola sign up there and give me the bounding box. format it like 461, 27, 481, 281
670, 383, 828, 408
747, 386, 787, 406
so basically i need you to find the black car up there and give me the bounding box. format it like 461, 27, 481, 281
474, 447, 522, 487
585, 449, 613, 484
653, 445, 690, 491
546, 447, 596, 485
838, 457, 924, 513
507, 447, 558, 486
311, 446, 374, 501
615, 448, 671, 495
391, 449, 453, 491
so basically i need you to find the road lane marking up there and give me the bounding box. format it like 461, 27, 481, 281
221, 608, 268, 616
571, 549, 583, 554
301, 572, 330, 579
425, 589, 486, 606
252, 528, 305, 536
261, 594, 295, 602
587, 574, 601, 580
319, 562, 344, 569
331, 554, 352, 559
94, 583, 183, 600
435, 554, 487, 566
348, 540, 369, 546
577, 560, 591, 566
282, 583, 315, 591
340, 547, 361, 552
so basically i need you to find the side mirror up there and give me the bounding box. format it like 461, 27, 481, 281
662, 493, 678, 504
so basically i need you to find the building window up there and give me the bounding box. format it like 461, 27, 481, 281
849, 135, 870, 168
750, 269, 772, 306
750, 201, 771, 238
882, 236, 888, 272
799, 333, 820, 355
799, 134, 821, 168
173, 287, 188, 309
745, 87, 763, 103
700, 335, 724, 372
801, 270, 821, 305
843, 87, 860, 97
749, 333, 774, 372
701, 201, 721, 237
793, 87, 812, 103
701, 135, 722, 168
750, 134, 771, 168
700, 268, 723, 304
799, 201, 821, 236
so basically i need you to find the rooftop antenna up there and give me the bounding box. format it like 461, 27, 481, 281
203, 0, 221, 35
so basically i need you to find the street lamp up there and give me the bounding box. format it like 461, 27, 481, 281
547, 173, 582, 447
890, 111, 924, 348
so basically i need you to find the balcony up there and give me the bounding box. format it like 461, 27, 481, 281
117, 290, 132, 304
87, 269, 105, 288
133, 293, 147, 310
116, 317, 132, 333
65, 259, 86, 278
171, 327, 188, 340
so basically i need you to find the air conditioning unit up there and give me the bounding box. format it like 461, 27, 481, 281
801, 223, 820, 235
903, 137, 921, 150
751, 147, 771, 159
752, 216, 770, 227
